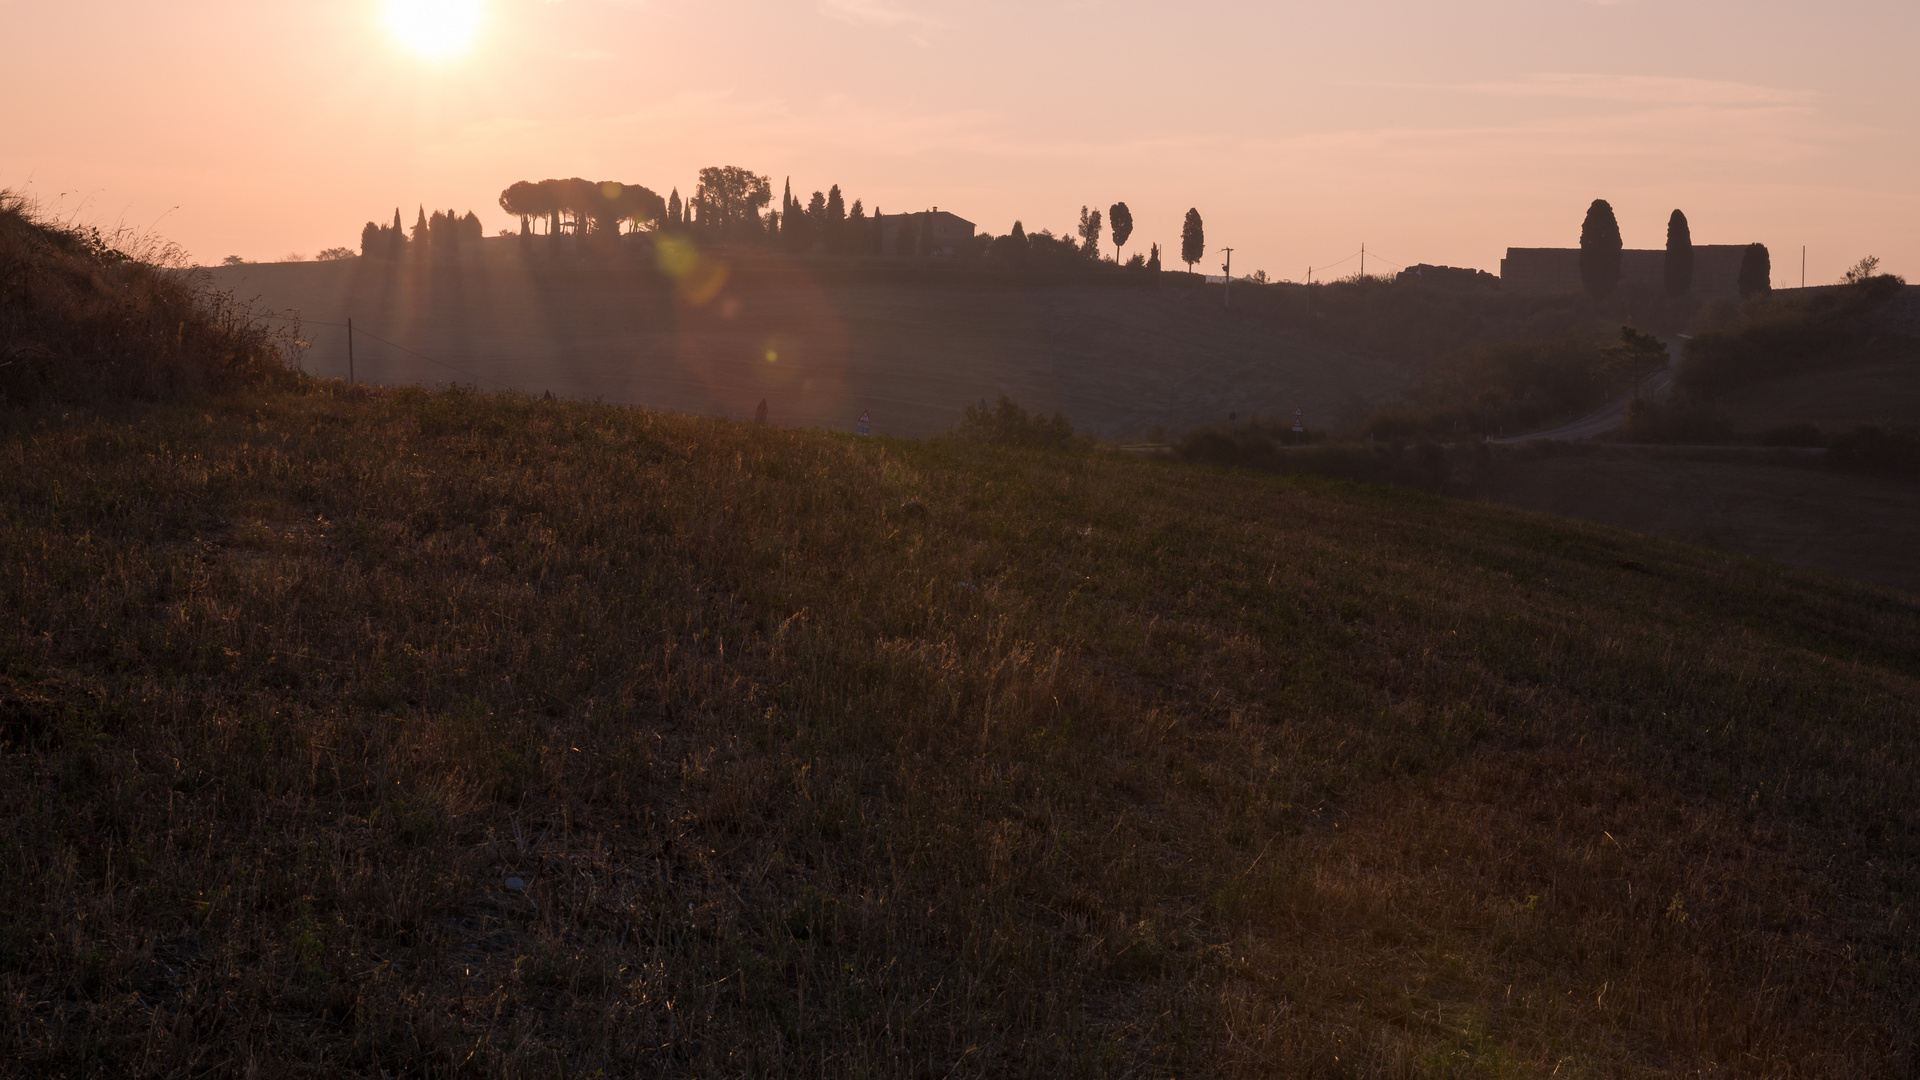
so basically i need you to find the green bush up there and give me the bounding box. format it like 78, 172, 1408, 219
1364, 335, 1609, 441
1677, 275, 1908, 399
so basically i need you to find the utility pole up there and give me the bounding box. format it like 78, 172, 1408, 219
1221, 247, 1234, 308
347, 317, 355, 384
1360, 243, 1365, 278
1802, 246, 1806, 289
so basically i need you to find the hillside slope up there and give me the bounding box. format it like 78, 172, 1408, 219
206, 245, 1407, 439
2, 386, 1916, 1078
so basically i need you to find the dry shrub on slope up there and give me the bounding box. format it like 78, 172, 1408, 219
0, 192, 292, 404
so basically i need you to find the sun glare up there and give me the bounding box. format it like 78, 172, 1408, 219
383, 0, 484, 61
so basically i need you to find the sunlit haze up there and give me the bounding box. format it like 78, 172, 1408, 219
5, 0, 1915, 283
383, 0, 485, 61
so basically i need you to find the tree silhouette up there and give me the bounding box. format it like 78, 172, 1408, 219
1181, 209, 1204, 273
694, 166, 773, 243
1077, 206, 1103, 258
806, 191, 827, 254
1146, 242, 1162, 273
1109, 202, 1133, 263
498, 181, 540, 235
1578, 199, 1623, 298
360, 221, 382, 260
666, 188, 683, 231
411, 206, 430, 261
1603, 325, 1669, 400
825, 185, 846, 253
1737, 243, 1772, 298
1663, 209, 1694, 298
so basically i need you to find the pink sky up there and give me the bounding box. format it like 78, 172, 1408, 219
5, 0, 1915, 285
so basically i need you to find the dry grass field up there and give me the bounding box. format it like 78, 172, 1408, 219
1475, 447, 1920, 595
204, 242, 1408, 440
2, 384, 1917, 1077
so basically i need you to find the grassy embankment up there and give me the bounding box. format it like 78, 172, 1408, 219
4, 197, 1919, 1076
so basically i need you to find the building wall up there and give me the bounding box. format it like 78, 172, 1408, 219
878, 210, 976, 256
1500, 245, 1751, 299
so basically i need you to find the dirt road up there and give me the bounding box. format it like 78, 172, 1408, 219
1492, 339, 1680, 443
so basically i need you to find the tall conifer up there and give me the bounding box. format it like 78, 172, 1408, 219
1663, 209, 1694, 297
1737, 243, 1772, 298
1578, 199, 1624, 298
1180, 209, 1204, 273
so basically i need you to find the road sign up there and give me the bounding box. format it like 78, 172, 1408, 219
857, 410, 871, 436
1292, 407, 1305, 433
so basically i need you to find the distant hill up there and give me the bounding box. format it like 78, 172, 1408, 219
205, 239, 1410, 440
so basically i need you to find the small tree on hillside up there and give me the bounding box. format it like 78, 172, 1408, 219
1109, 201, 1133, 263
1603, 325, 1669, 400
1578, 198, 1623, 298
1181, 209, 1204, 273
1843, 255, 1880, 285
1663, 209, 1694, 297
1146, 241, 1162, 273
1077, 206, 1103, 258
1737, 243, 1772, 298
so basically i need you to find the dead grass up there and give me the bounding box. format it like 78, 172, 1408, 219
0, 384, 1916, 1077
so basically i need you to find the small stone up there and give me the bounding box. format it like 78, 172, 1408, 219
505, 877, 525, 892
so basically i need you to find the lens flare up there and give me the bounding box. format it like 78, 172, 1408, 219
384, 0, 484, 61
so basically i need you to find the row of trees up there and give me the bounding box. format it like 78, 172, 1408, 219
360, 207, 485, 262
497, 178, 667, 237
1577, 199, 1771, 299
364, 165, 1214, 274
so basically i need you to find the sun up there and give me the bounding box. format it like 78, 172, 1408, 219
383, 0, 485, 61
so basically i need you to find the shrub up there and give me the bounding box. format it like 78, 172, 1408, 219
0, 192, 294, 405
1618, 397, 1731, 444
1364, 335, 1609, 441
1677, 274, 1908, 399
957, 394, 1075, 449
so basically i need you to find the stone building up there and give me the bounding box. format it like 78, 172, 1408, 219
1499, 245, 1755, 299
877, 209, 976, 257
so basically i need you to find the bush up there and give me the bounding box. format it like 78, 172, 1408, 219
1677, 274, 1908, 399
1617, 397, 1731, 444
1364, 335, 1609, 441
0, 192, 294, 405
957, 394, 1076, 449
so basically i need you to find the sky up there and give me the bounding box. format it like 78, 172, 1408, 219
4, 0, 1915, 285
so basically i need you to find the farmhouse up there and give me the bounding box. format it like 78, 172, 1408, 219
878, 209, 976, 257
1500, 245, 1754, 299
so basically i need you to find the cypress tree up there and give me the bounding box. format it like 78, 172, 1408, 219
391, 209, 406, 259
360, 222, 381, 260
1737, 243, 1772, 298
1146, 242, 1162, 273
666, 188, 682, 230
1663, 209, 1694, 297
1180, 209, 1204, 273
412, 206, 431, 261
871, 207, 884, 256
825, 185, 846, 253
1578, 198, 1623, 298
